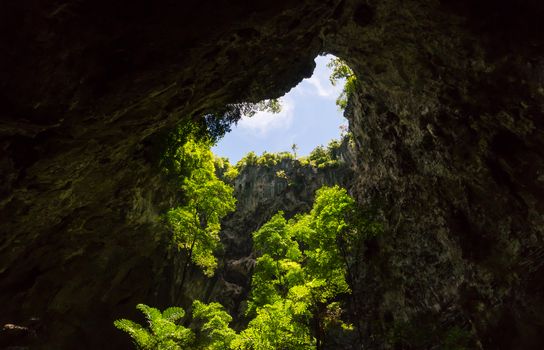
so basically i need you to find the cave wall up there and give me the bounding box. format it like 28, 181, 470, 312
1, 0, 543, 349
0, 1, 343, 348
324, 0, 544, 348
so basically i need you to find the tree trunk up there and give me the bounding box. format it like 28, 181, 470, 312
179, 229, 198, 293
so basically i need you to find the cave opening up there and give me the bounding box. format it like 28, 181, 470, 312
113, 54, 364, 349
212, 54, 352, 164
2, 0, 544, 349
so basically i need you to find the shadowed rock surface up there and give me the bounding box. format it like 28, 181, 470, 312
1, 0, 543, 349
325, 1, 544, 348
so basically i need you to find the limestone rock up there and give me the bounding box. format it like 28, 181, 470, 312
1, 0, 543, 348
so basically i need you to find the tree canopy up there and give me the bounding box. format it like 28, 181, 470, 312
114, 304, 194, 350
327, 57, 356, 110
242, 186, 364, 348
166, 135, 235, 285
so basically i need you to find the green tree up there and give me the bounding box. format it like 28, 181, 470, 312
114, 304, 194, 350
166, 136, 236, 290
252, 212, 297, 261
202, 99, 282, 143
307, 146, 329, 167
235, 151, 259, 169
248, 212, 303, 314
291, 143, 298, 158
213, 156, 239, 183
192, 301, 237, 349
115, 302, 238, 350
117, 186, 378, 350
327, 57, 356, 110
232, 300, 314, 350
245, 186, 367, 349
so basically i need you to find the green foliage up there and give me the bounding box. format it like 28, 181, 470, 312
116, 302, 240, 350
257, 151, 280, 167
299, 186, 356, 309
203, 99, 282, 143
214, 156, 239, 182
327, 57, 356, 110
257, 152, 293, 167
159, 122, 208, 182
291, 143, 298, 158
244, 186, 372, 347
252, 99, 282, 115
192, 301, 237, 350
232, 300, 315, 350
234, 135, 347, 172
287, 214, 314, 244
224, 167, 239, 182
275, 169, 288, 181
299, 137, 343, 169
235, 151, 294, 170
327, 139, 342, 158
166, 136, 236, 278
114, 304, 194, 350
253, 212, 292, 259
247, 212, 304, 313
309, 186, 356, 246
306, 146, 329, 167
236, 151, 258, 168
311, 146, 338, 169
117, 185, 381, 350
158, 99, 282, 164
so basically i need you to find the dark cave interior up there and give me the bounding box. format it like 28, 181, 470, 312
1, 0, 544, 349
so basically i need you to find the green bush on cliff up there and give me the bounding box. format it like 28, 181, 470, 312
298, 138, 344, 169
213, 156, 238, 182
235, 136, 347, 172
236, 151, 258, 168
235, 150, 294, 170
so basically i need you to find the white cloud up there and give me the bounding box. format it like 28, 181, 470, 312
295, 61, 343, 100
238, 97, 295, 136
305, 77, 334, 98
236, 55, 343, 137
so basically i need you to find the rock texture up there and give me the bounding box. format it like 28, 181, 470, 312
325, 0, 544, 348
0, 1, 343, 348
1, 0, 544, 349
206, 142, 355, 322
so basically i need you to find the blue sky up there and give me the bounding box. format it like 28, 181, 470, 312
212, 54, 347, 163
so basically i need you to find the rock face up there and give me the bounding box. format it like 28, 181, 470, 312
324, 1, 544, 348
1, 0, 543, 349
205, 142, 355, 322
0, 1, 342, 348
